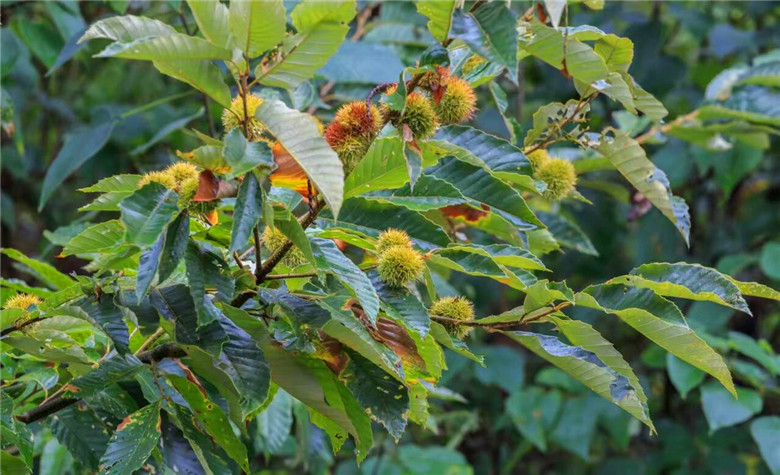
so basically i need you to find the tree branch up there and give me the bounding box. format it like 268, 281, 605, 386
1, 317, 47, 337
15, 343, 186, 424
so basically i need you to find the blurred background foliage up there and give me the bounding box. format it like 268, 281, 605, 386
1, 1, 778, 474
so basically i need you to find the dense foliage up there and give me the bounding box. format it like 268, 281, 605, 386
1, 1, 779, 474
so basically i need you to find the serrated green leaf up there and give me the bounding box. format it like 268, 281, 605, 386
257, 0, 355, 89
260, 344, 373, 462
94, 33, 232, 61
187, 0, 231, 48
505, 331, 646, 426
428, 157, 543, 229
451, 3, 518, 83
79, 295, 131, 353
98, 403, 161, 475
311, 238, 379, 323
257, 99, 344, 217
369, 271, 431, 337
135, 233, 164, 300
345, 136, 421, 199
229, 172, 264, 253
425, 125, 533, 186
255, 389, 293, 454
61, 220, 124, 257
577, 283, 736, 396
523, 22, 608, 84
342, 349, 409, 441
429, 322, 484, 365
223, 128, 275, 178
319, 197, 450, 250
598, 131, 690, 244
2, 248, 73, 290
68, 354, 144, 398
167, 375, 249, 472
39, 121, 116, 210
184, 240, 233, 326
79, 15, 176, 43
416, 0, 456, 42
611, 262, 751, 314
214, 308, 271, 416
361, 174, 466, 211
119, 183, 180, 248
80, 174, 141, 193
150, 285, 227, 354
158, 214, 189, 283
700, 85, 780, 127
550, 316, 653, 431
50, 403, 111, 470
153, 60, 231, 108
228, 0, 285, 57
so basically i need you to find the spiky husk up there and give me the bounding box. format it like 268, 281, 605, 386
433, 77, 476, 125
430, 296, 475, 339
376, 229, 412, 255
333, 101, 383, 137
138, 170, 177, 190
262, 227, 306, 268
399, 93, 438, 139
377, 246, 424, 288
335, 134, 371, 174
139, 162, 199, 191
221, 94, 265, 141
535, 158, 577, 201
178, 176, 200, 206
417, 66, 450, 90
165, 162, 199, 183
4, 293, 41, 311
325, 101, 383, 174
527, 149, 551, 170
461, 55, 486, 76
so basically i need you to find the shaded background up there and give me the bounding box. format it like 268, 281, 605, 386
1, 1, 779, 473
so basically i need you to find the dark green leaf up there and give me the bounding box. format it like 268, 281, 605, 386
342, 350, 409, 441
50, 403, 111, 470
311, 237, 380, 323
167, 375, 249, 472
223, 129, 275, 178
158, 213, 189, 282
119, 183, 180, 248
79, 295, 130, 353
229, 172, 263, 253
68, 354, 144, 398
99, 403, 161, 475
700, 383, 762, 432
39, 121, 115, 210
319, 197, 451, 250
135, 232, 164, 300
750, 416, 780, 475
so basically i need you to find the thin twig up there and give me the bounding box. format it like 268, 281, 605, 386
134, 327, 166, 355
523, 96, 595, 155
253, 225, 263, 281
0, 317, 46, 337
635, 110, 699, 144
430, 302, 573, 330
16, 343, 186, 424
264, 272, 319, 280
